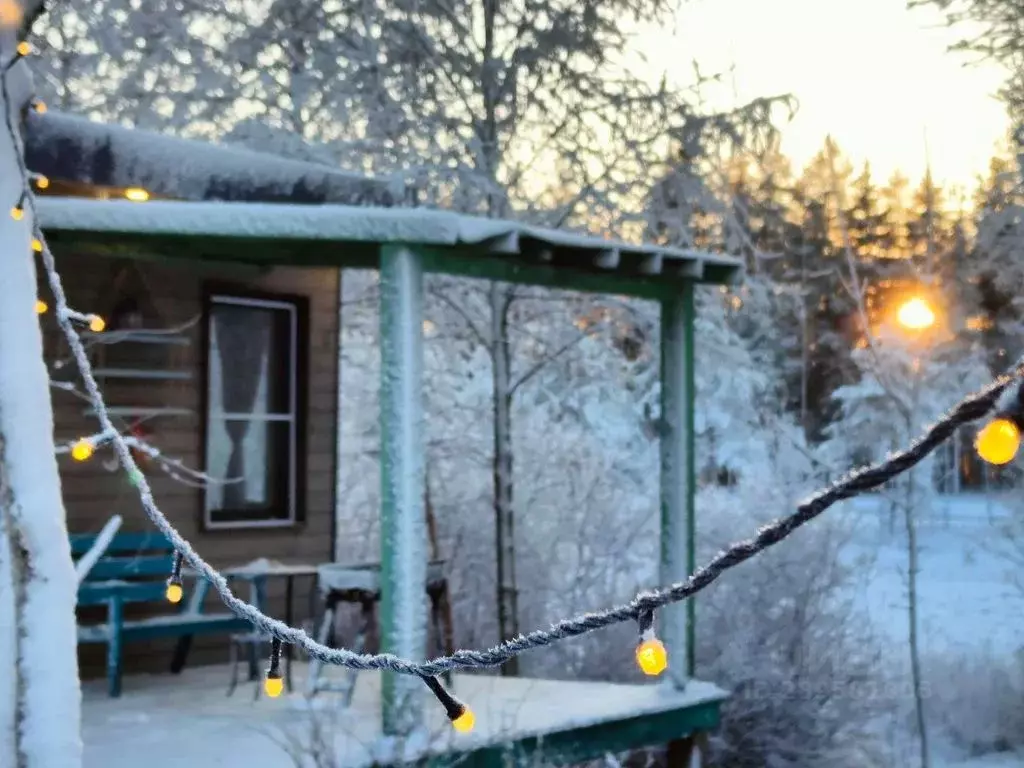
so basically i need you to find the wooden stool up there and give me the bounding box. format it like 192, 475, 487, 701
306, 560, 453, 702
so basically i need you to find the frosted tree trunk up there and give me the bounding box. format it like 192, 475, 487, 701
490, 282, 520, 676
0, 23, 84, 767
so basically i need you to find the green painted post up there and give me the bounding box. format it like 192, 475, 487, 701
379, 244, 428, 735
659, 282, 697, 688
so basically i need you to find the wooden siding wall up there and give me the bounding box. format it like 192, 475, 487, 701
41, 249, 339, 680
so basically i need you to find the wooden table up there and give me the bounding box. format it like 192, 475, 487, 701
172, 559, 320, 688
306, 560, 453, 701
221, 559, 321, 691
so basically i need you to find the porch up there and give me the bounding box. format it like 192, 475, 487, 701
29, 101, 744, 757
82, 661, 728, 768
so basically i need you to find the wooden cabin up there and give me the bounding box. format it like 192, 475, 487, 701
30, 111, 738, 766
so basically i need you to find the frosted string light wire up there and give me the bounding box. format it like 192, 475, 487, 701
6, 31, 1024, 727
25, 172, 1024, 676
55, 428, 243, 487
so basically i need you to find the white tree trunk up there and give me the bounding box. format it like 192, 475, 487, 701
0, 21, 84, 766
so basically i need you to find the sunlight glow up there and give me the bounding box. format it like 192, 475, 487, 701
897, 297, 936, 331
636, 0, 1008, 191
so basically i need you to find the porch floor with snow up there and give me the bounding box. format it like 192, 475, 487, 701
82, 662, 727, 767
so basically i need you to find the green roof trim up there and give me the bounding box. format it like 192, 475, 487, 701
38, 197, 742, 298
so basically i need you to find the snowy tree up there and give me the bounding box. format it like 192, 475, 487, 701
828, 322, 989, 768
0, 4, 84, 765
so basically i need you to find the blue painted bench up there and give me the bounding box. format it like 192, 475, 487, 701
71, 531, 250, 697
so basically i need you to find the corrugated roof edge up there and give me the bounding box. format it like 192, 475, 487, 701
25, 111, 407, 207
37, 197, 742, 284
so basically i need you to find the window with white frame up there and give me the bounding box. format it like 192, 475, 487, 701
202, 292, 304, 528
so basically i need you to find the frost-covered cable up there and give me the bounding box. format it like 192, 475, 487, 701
30, 209, 1024, 677
7, 58, 1024, 680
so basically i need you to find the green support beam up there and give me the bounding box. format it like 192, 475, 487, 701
378, 244, 429, 735
659, 282, 697, 686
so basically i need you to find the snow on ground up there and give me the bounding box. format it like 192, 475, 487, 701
81, 663, 725, 768
939, 752, 1024, 768
836, 493, 1024, 768
838, 493, 1024, 656
79, 493, 1024, 767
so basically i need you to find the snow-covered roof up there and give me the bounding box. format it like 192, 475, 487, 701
38, 197, 742, 289
25, 111, 405, 206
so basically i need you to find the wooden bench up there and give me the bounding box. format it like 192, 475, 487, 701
71, 531, 250, 697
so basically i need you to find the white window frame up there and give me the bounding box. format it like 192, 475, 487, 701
203, 294, 299, 530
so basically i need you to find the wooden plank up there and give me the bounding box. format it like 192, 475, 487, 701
120, 614, 251, 640
70, 531, 171, 555
77, 613, 251, 642
81, 331, 191, 346
93, 368, 193, 381
81, 406, 195, 417
84, 555, 175, 581
77, 581, 166, 606
429, 699, 722, 768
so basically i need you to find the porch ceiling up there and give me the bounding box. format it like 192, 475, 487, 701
37, 196, 741, 300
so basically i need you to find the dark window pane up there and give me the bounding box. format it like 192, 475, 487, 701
208, 301, 293, 417
205, 418, 292, 523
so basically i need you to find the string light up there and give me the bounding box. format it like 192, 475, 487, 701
31, 99, 45, 114
8, 52, 1024, 726
264, 638, 284, 698
88, 315, 105, 332
422, 675, 475, 732
975, 378, 1024, 466
70, 439, 94, 461
10, 204, 22, 220
31, 237, 42, 252
124, 187, 149, 202
976, 417, 1021, 465
634, 610, 668, 676
165, 551, 183, 604
33, 174, 48, 190
15, 41, 30, 57
35, 299, 47, 314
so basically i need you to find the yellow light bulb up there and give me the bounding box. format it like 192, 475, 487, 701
165, 583, 183, 604
124, 187, 150, 202
16, 41, 30, 57
635, 638, 668, 676
31, 238, 42, 252
32, 100, 46, 114
35, 299, 47, 314
10, 206, 23, 221
264, 675, 284, 698
35, 175, 49, 190
70, 439, 94, 462
976, 418, 1021, 466
451, 707, 475, 733
89, 316, 106, 333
